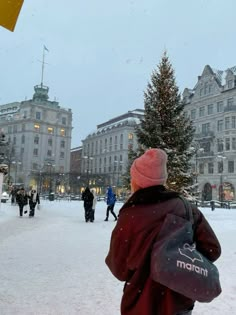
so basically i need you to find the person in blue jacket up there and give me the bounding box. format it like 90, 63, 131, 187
104, 186, 117, 221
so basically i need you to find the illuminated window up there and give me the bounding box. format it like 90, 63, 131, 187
34, 124, 40, 131
128, 133, 133, 140
48, 127, 54, 134
60, 128, 65, 136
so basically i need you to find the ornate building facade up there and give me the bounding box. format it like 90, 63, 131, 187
183, 65, 236, 201
0, 84, 72, 193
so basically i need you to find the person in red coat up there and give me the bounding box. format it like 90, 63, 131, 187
105, 148, 221, 315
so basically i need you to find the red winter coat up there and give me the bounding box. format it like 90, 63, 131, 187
105, 186, 221, 315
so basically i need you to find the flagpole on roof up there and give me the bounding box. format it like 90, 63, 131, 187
40, 45, 49, 87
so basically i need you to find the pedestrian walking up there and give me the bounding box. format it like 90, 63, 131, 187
28, 188, 40, 217
16, 187, 28, 217
91, 189, 97, 222
104, 186, 117, 221
105, 148, 221, 315
82, 187, 94, 222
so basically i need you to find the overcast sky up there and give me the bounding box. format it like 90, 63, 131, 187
1, 0, 236, 147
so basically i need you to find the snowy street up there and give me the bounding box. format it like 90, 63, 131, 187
0, 200, 235, 315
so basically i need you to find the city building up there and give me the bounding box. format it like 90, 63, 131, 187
0, 84, 72, 193
81, 109, 144, 196
183, 64, 236, 202
70, 146, 82, 194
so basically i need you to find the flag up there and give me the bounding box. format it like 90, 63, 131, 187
0, 0, 24, 32
44, 45, 49, 52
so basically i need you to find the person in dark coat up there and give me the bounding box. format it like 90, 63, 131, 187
105, 148, 221, 315
16, 187, 28, 217
82, 187, 94, 222
104, 186, 117, 221
28, 188, 40, 217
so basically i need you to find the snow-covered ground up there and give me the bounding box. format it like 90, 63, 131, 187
0, 199, 235, 315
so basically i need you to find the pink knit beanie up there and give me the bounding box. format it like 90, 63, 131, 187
130, 148, 168, 188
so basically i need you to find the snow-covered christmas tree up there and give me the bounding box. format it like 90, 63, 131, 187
136, 51, 195, 192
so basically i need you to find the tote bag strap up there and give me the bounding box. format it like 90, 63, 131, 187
178, 195, 194, 225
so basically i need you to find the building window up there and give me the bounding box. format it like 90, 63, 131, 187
21, 135, 25, 144
60, 140, 65, 148
232, 116, 236, 129
62, 117, 66, 125
202, 123, 210, 135
217, 139, 224, 152
60, 128, 65, 136
227, 80, 233, 89
217, 101, 224, 112
228, 161, 234, 173
199, 107, 205, 117
225, 138, 230, 151
218, 162, 223, 173
225, 117, 230, 130
36, 112, 41, 120
22, 124, 25, 131
120, 134, 123, 150
217, 120, 223, 132
21, 148, 24, 155
32, 163, 38, 170
109, 137, 112, 152
13, 125, 17, 132
60, 152, 65, 159
190, 109, 196, 120
207, 104, 213, 115
232, 138, 236, 150
48, 127, 54, 134
13, 136, 16, 145
8, 126, 12, 133
199, 163, 204, 174
34, 124, 40, 131
33, 148, 38, 156
99, 140, 102, 153
34, 136, 39, 144
128, 133, 133, 140
47, 150, 52, 157
114, 136, 117, 150
48, 138, 52, 146
227, 98, 233, 107
208, 162, 214, 174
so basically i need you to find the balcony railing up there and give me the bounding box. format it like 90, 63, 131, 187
195, 131, 215, 139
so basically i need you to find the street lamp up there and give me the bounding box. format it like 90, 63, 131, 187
217, 155, 226, 206
83, 155, 93, 186
12, 161, 22, 186
190, 145, 204, 199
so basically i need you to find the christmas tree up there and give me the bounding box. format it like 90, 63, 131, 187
136, 52, 195, 192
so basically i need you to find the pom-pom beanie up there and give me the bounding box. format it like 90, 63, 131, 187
130, 148, 168, 188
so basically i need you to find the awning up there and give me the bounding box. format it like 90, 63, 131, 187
0, 0, 24, 32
